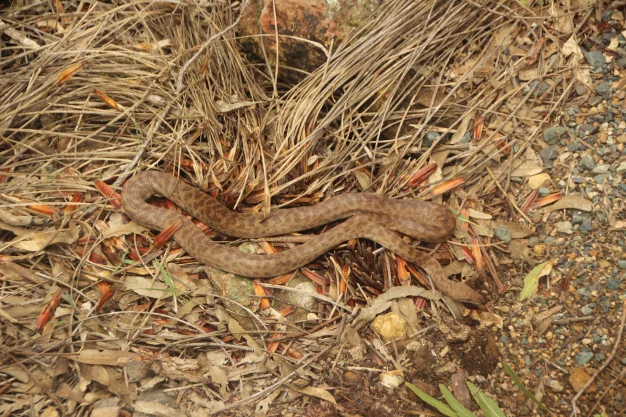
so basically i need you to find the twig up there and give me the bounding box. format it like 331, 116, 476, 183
486, 166, 533, 224
570, 300, 626, 416
211, 346, 333, 414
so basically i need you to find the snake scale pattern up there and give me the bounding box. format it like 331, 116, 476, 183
121, 171, 483, 304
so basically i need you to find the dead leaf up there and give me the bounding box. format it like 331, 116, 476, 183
101, 221, 148, 238
291, 385, 337, 405
124, 275, 179, 299
467, 208, 492, 220
520, 260, 554, 301
0, 221, 80, 252
510, 160, 543, 177
214, 97, 257, 113
493, 221, 533, 238
67, 349, 141, 366
450, 111, 475, 144
562, 36, 584, 60
542, 195, 592, 212
469, 310, 503, 328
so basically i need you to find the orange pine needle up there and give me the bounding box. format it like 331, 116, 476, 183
281, 344, 303, 359
396, 256, 410, 286
302, 269, 328, 286
532, 192, 563, 209
267, 334, 280, 354
57, 61, 84, 84
407, 162, 437, 187
260, 241, 277, 254
96, 282, 114, 312
36, 290, 62, 332
278, 306, 295, 316
64, 193, 82, 214
474, 116, 484, 140
461, 246, 475, 264
153, 219, 183, 249
94, 89, 122, 111
471, 237, 485, 274
94, 180, 122, 208
27, 203, 56, 216
520, 189, 538, 214
269, 272, 295, 285
428, 177, 464, 197
340, 265, 350, 295
253, 280, 271, 310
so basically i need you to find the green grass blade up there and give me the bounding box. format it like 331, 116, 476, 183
502, 362, 550, 413
406, 382, 457, 417
439, 384, 477, 417
466, 381, 507, 417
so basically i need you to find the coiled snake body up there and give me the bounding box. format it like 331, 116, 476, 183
121, 171, 483, 304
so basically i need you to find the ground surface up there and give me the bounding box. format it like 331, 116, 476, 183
1, 1, 625, 417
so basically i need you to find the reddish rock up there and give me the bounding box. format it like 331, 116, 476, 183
239, 0, 382, 74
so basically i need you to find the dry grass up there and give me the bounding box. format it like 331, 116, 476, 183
0, 0, 592, 414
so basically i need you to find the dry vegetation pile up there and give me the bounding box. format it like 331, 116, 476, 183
2, 0, 620, 416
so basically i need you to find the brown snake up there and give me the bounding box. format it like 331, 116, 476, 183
121, 171, 483, 304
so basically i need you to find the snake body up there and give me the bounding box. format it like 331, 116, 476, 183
121, 171, 483, 304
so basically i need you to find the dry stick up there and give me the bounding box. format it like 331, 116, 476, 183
586, 367, 626, 417
212, 346, 333, 414
118, 0, 250, 186
570, 299, 626, 417
485, 166, 533, 224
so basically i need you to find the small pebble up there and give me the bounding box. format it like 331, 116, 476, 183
582, 49, 606, 69
580, 218, 593, 232
555, 221, 574, 234
548, 379, 564, 392
528, 172, 551, 189
493, 226, 511, 243
591, 164, 610, 174
594, 81, 611, 95
579, 155, 596, 171
576, 124, 597, 137
574, 351, 594, 366
543, 126, 568, 144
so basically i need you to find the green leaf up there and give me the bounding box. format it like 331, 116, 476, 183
406, 382, 457, 417
519, 260, 553, 301
502, 362, 550, 413
439, 385, 477, 417
466, 381, 507, 417
154, 260, 179, 296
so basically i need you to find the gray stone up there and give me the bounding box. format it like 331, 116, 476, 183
543, 126, 568, 144
424, 131, 441, 147
493, 225, 511, 244
582, 49, 606, 69
592, 164, 610, 174
539, 146, 557, 166
572, 211, 590, 225
594, 81, 611, 95
581, 305, 594, 315
579, 155, 596, 171
538, 187, 551, 196
574, 351, 593, 366
580, 218, 593, 232
576, 124, 597, 137
555, 221, 574, 234
588, 96, 603, 107
606, 279, 622, 290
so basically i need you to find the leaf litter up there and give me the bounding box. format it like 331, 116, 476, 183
1, 0, 625, 416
